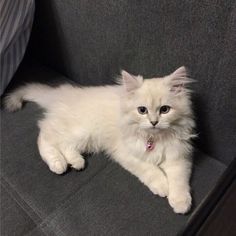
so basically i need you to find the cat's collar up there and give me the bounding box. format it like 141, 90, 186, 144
146, 135, 155, 151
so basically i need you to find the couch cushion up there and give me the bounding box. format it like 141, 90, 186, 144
1, 64, 227, 235
25, 152, 226, 236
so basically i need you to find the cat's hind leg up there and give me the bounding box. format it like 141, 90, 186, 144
38, 132, 68, 174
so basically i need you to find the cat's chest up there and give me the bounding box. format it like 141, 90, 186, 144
125, 137, 165, 165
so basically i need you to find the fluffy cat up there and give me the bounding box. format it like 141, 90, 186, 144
5, 66, 195, 214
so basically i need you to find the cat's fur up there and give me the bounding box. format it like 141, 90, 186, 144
5, 66, 195, 214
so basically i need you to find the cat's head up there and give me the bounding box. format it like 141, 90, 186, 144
119, 67, 195, 136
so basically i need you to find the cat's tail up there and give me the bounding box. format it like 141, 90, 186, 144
4, 83, 58, 112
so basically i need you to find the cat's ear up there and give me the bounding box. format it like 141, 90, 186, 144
166, 66, 194, 94
121, 70, 143, 92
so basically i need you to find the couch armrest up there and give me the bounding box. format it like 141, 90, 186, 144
182, 158, 236, 235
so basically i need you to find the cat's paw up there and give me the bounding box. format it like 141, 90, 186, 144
70, 157, 85, 171
49, 159, 68, 174
168, 192, 192, 214
148, 177, 169, 197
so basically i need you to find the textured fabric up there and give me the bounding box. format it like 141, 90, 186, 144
1, 63, 227, 236
0, 185, 37, 236
30, 154, 225, 236
29, 0, 236, 164
0, 0, 35, 95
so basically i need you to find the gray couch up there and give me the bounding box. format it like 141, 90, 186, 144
1, 1, 236, 235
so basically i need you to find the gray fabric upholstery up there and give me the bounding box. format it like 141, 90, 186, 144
29, 0, 236, 164
0, 187, 37, 236
1, 65, 227, 236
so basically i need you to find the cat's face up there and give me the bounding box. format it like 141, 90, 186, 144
120, 67, 193, 134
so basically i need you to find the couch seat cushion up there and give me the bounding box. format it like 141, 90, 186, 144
1, 64, 227, 235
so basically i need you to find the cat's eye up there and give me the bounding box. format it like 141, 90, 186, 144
160, 105, 171, 114
137, 106, 148, 114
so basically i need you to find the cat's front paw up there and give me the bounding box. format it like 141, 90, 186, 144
168, 192, 192, 214
49, 159, 68, 174
148, 177, 169, 197
70, 157, 85, 171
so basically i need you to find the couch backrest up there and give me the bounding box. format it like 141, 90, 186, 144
29, 0, 236, 164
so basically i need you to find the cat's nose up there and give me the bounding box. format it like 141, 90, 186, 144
150, 121, 158, 127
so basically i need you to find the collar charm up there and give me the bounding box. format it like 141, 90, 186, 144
146, 136, 155, 151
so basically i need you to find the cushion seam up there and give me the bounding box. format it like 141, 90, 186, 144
1, 178, 42, 222
1, 180, 45, 236
25, 161, 112, 236
194, 149, 227, 168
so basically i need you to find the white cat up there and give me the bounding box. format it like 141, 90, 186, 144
5, 66, 195, 214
